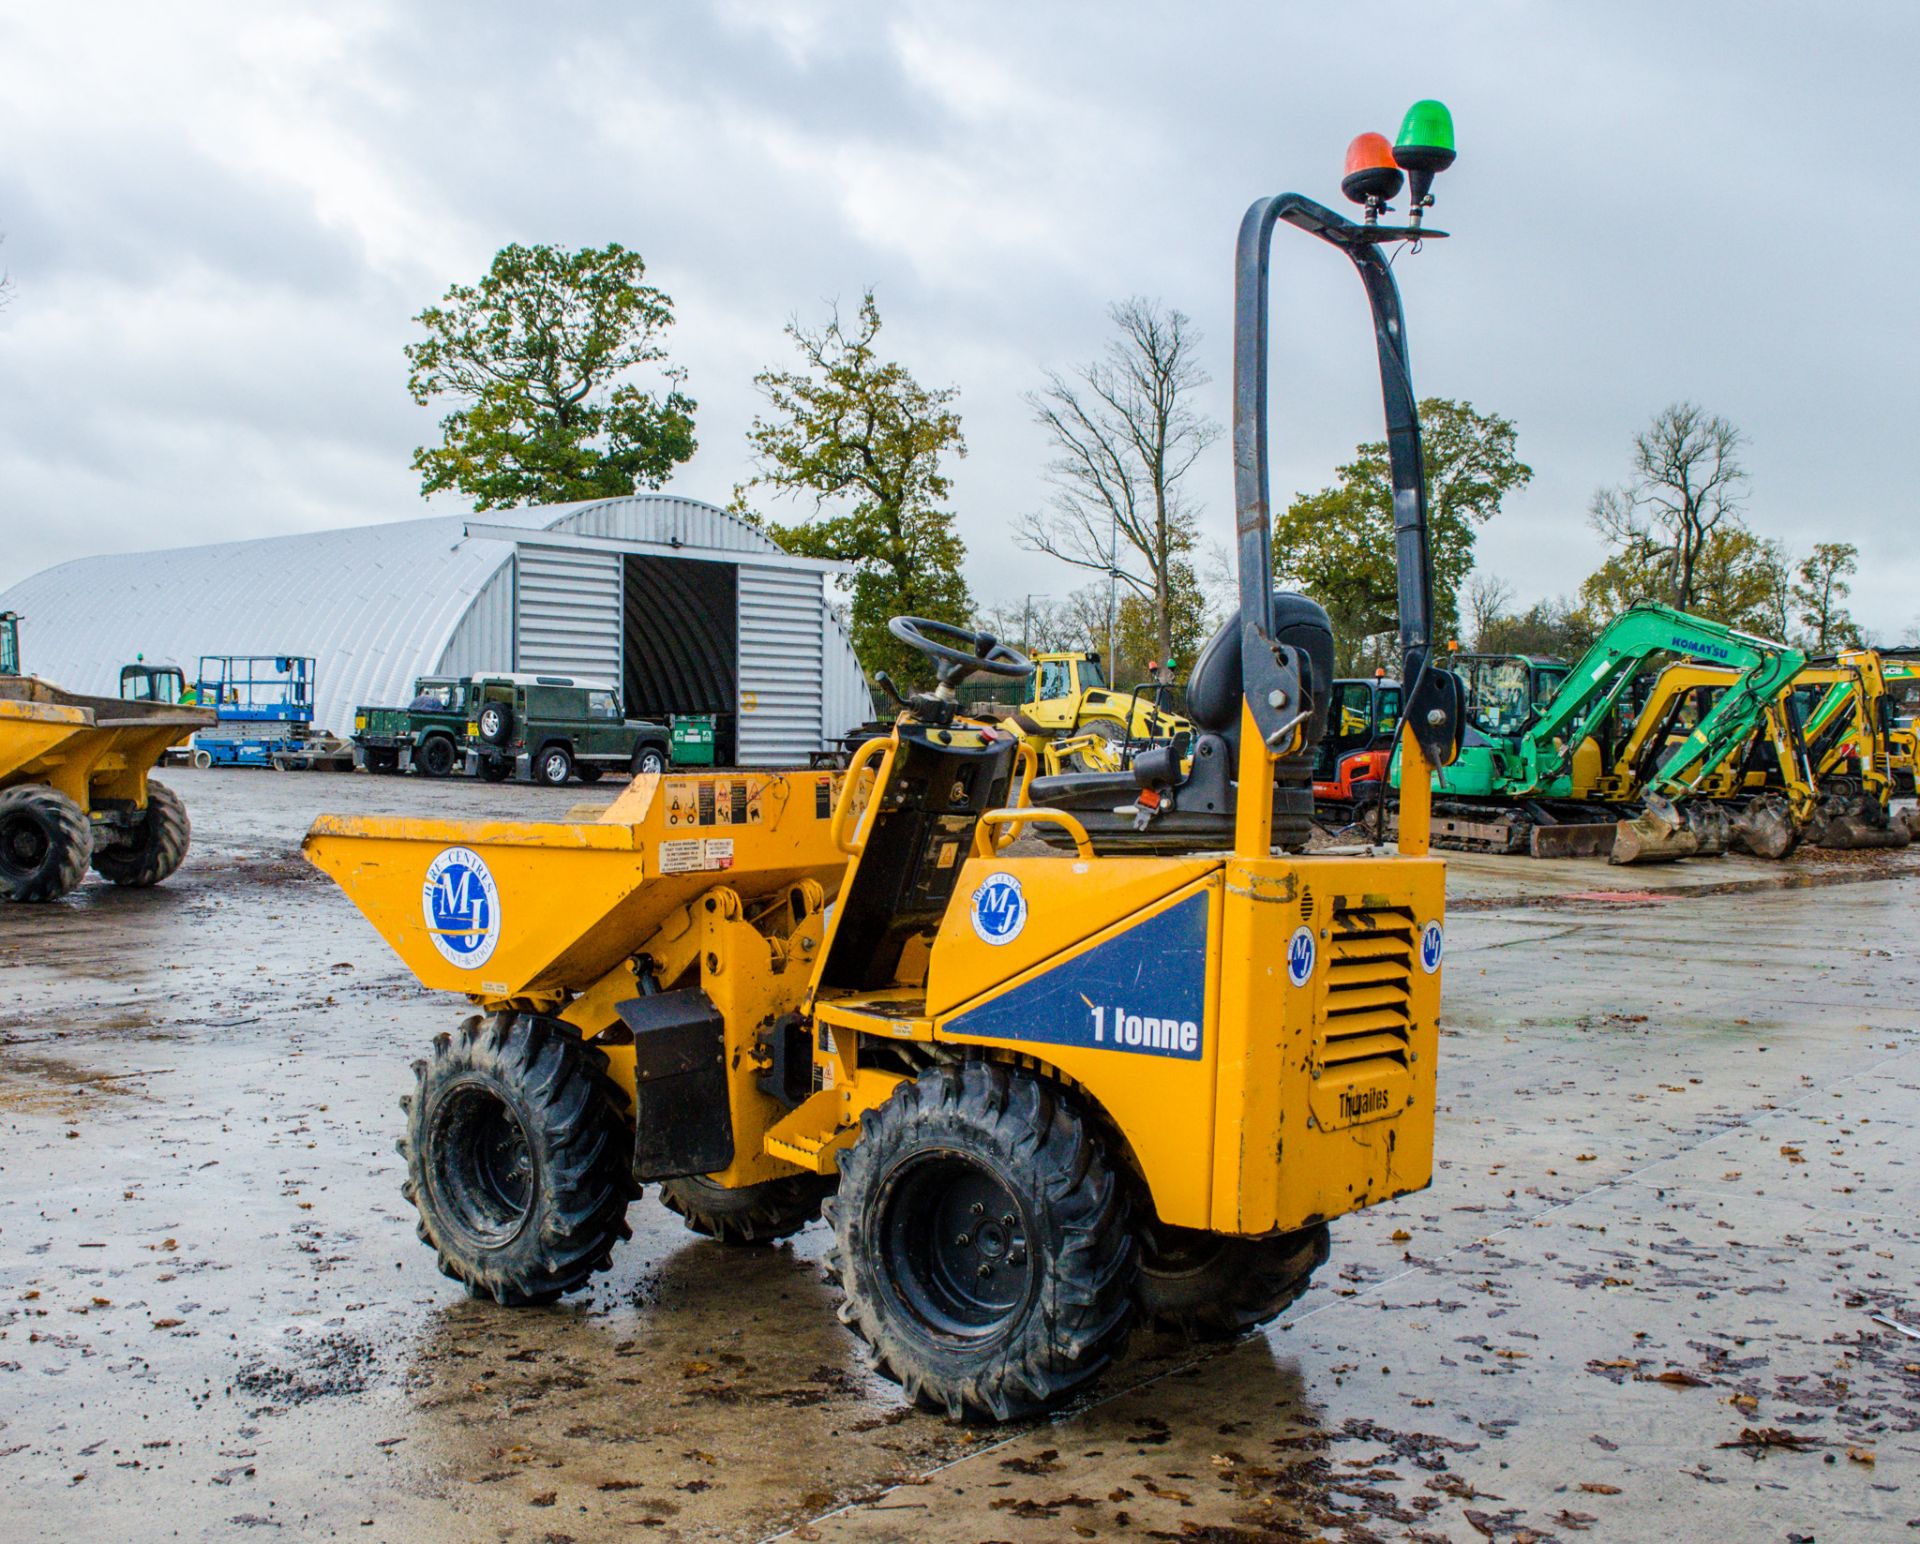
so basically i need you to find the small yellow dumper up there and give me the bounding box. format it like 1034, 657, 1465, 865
306, 120, 1469, 1419
0, 664, 214, 902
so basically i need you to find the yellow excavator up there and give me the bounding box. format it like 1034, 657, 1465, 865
304, 112, 1471, 1420
1591, 650, 1910, 855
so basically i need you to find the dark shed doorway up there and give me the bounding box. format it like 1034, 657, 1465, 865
622, 555, 739, 763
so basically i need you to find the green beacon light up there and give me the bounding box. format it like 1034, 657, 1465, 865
1392, 99, 1456, 220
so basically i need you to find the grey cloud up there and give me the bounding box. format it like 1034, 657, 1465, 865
0, 0, 1914, 639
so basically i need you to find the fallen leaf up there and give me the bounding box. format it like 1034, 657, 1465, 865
1647, 1370, 1708, 1388
1728, 1394, 1758, 1413
1390, 1229, 1411, 1242
529, 1491, 556, 1507
1576, 1153, 1597, 1163
152, 1319, 183, 1330
1579, 1482, 1622, 1495
1847, 1447, 1876, 1465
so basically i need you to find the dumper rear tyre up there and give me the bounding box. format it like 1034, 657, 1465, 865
660, 1173, 831, 1245
0, 786, 93, 902
1136, 1220, 1329, 1339
399, 1013, 633, 1306
91, 780, 190, 888
826, 1062, 1135, 1421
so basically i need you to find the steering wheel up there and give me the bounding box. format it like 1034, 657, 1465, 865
887, 616, 1033, 687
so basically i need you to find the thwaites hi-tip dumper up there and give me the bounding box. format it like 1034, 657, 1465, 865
305, 106, 1470, 1421
0, 613, 215, 903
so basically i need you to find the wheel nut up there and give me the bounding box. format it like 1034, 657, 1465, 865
977, 1263, 993, 1277
955, 1233, 971, 1246
970, 1201, 985, 1215
1001, 1213, 1016, 1228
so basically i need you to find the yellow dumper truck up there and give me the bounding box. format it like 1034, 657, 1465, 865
0, 613, 214, 902
306, 114, 1468, 1419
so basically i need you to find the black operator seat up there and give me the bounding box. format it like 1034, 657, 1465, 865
817, 724, 1021, 993
1028, 591, 1336, 854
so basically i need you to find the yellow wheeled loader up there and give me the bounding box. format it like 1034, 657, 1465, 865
0, 614, 215, 902
305, 115, 1470, 1419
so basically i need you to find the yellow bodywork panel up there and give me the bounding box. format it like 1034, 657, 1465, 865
816, 848, 1447, 1236
0, 681, 210, 808
302, 770, 848, 1001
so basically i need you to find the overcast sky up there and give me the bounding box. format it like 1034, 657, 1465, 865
2, 1, 1914, 640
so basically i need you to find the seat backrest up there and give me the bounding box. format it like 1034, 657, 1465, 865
818, 728, 1020, 993
1183, 591, 1335, 751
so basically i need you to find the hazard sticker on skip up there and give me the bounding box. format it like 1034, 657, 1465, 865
658, 838, 735, 874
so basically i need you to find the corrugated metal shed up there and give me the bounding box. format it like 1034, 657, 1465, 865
0, 495, 873, 762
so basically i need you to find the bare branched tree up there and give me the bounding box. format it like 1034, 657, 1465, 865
1463, 572, 1515, 649
1589, 402, 1748, 612
1016, 298, 1220, 665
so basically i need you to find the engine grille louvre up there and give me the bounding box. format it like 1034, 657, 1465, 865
1318, 899, 1415, 1073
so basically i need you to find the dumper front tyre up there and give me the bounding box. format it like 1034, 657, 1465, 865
91, 780, 190, 888
400, 1013, 633, 1306
826, 1062, 1135, 1421
0, 786, 93, 902
660, 1172, 831, 1245
1136, 1220, 1329, 1339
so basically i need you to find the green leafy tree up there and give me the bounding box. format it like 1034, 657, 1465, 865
1273, 399, 1532, 674
1790, 541, 1863, 650
735, 291, 971, 687
406, 243, 696, 508
1578, 525, 1786, 635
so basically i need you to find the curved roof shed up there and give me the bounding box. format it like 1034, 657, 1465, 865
0, 495, 873, 766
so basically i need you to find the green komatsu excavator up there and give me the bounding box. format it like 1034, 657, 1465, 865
1391, 602, 1805, 862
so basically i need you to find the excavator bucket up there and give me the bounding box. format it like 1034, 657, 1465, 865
1609, 794, 1699, 865
1681, 802, 1730, 857
1729, 793, 1798, 860
1805, 794, 1911, 851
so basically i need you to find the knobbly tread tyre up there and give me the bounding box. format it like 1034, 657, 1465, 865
825, 1060, 1135, 1421
1136, 1221, 1329, 1339
0, 785, 93, 902
91, 780, 190, 889
659, 1172, 830, 1245
398, 1012, 634, 1306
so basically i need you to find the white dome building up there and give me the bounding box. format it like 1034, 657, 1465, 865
0, 495, 873, 766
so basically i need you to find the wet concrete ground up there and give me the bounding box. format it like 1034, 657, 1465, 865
2, 768, 1916, 1541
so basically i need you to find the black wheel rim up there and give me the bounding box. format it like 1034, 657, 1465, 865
422, 739, 452, 775
429, 1082, 535, 1248
880, 1150, 1033, 1340
0, 812, 48, 877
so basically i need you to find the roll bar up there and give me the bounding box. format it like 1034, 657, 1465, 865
1229, 194, 1460, 858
